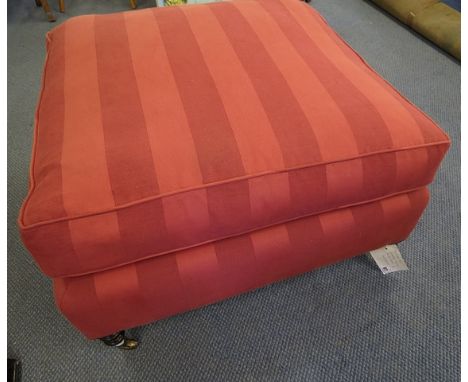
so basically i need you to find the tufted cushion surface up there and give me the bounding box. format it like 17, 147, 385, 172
19, 0, 449, 278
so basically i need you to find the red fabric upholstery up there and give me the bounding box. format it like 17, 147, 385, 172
18, 0, 449, 278
18, 0, 449, 337
55, 188, 429, 339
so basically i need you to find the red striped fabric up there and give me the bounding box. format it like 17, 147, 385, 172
19, 0, 449, 281
95, 14, 159, 204
55, 188, 429, 339
253, 0, 394, 153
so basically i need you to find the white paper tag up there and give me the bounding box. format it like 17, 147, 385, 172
368, 245, 408, 274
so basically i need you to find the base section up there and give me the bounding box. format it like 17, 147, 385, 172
54, 188, 429, 339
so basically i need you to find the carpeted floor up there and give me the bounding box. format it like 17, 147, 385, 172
7, 0, 460, 381
443, 0, 461, 11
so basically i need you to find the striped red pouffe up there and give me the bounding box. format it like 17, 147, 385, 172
18, 0, 449, 339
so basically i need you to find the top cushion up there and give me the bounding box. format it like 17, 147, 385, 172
19, 0, 450, 278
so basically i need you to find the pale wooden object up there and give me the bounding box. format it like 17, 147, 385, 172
37, 0, 138, 22
35, 0, 56, 22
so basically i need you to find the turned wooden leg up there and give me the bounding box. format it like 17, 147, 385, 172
37, 0, 57, 22
129, 0, 137, 9
99, 330, 139, 350
58, 0, 65, 13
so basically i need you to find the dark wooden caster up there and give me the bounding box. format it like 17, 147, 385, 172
99, 330, 139, 350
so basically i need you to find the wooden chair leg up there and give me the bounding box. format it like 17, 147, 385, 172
35, 0, 42, 6
39, 0, 57, 22
58, 0, 65, 13
129, 0, 137, 9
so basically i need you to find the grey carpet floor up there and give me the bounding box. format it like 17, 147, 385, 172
7, 0, 460, 381
442, 0, 461, 11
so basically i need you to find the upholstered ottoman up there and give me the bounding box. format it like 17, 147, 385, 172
19, 0, 449, 349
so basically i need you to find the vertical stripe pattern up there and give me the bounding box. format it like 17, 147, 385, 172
26, 24, 68, 222
257, 0, 393, 153
62, 16, 115, 216
153, 7, 246, 183
20, 0, 449, 279
95, 13, 159, 204
181, 4, 286, 173
276, 0, 435, 146
210, 2, 323, 167
124, 10, 204, 193
55, 188, 429, 339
